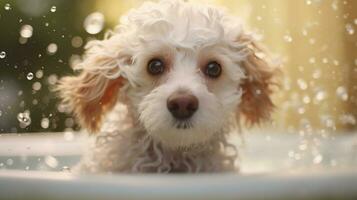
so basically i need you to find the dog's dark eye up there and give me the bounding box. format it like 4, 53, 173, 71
147, 58, 165, 75
204, 61, 222, 78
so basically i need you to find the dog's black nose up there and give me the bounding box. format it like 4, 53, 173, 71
167, 91, 199, 120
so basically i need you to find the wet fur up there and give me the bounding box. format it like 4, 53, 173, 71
57, 0, 277, 173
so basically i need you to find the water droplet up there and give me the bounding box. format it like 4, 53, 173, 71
315, 90, 326, 102
0, 110, 2, 117
309, 38, 316, 45
17, 111, 31, 128
71, 36, 83, 48
312, 69, 321, 79
345, 23, 354, 35
32, 99, 38, 105
4, 3, 11, 10
44, 156, 58, 168
84, 12, 105, 35
27, 72, 34, 80
302, 29, 308, 36
299, 143, 307, 151
309, 57, 316, 64
41, 118, 50, 129
322, 58, 329, 64
333, 59, 340, 66
303, 95, 311, 104
283, 34, 293, 43
336, 86, 348, 101
6, 158, 14, 166
57, 104, 67, 113
322, 116, 335, 128
313, 154, 323, 164
20, 25, 33, 38
294, 153, 301, 160
50, 6, 56, 12
298, 107, 305, 114
47, 43, 58, 55
297, 79, 308, 90
69, 54, 81, 68
35, 70, 43, 79
62, 166, 70, 172
19, 37, 28, 44
339, 114, 356, 125
47, 74, 58, 85
32, 82, 42, 91
288, 150, 295, 158
0, 51, 6, 59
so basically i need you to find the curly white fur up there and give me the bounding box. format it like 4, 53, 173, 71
58, 0, 276, 174
76, 104, 239, 173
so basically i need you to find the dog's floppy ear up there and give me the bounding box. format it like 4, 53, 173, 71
238, 33, 277, 125
56, 41, 125, 133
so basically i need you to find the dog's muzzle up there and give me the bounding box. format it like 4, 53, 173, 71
167, 90, 199, 120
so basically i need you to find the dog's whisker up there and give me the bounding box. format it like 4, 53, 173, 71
173, 120, 194, 130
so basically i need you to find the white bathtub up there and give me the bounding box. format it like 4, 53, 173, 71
0, 131, 357, 200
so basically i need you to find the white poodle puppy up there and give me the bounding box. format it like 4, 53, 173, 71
57, 0, 276, 173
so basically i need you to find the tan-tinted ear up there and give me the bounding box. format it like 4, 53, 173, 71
57, 72, 123, 133
239, 34, 278, 125
56, 39, 126, 133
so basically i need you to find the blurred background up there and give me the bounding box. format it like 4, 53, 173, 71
0, 0, 356, 134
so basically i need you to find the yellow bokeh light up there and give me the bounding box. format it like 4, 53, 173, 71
92, 0, 357, 132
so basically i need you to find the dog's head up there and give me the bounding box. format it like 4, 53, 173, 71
57, 0, 276, 148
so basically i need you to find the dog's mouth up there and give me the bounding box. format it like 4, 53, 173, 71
173, 120, 194, 129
